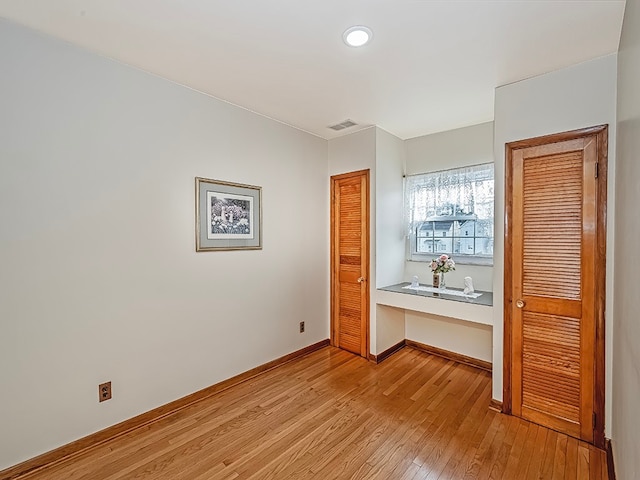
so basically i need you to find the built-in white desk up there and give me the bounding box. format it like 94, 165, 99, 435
376, 282, 493, 326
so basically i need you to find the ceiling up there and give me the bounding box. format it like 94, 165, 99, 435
0, 0, 626, 140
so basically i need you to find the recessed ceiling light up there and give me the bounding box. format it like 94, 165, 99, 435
343, 26, 373, 47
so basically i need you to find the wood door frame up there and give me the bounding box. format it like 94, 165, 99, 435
503, 125, 608, 448
330, 169, 370, 358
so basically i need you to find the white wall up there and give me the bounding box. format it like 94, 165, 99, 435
403, 122, 494, 361
613, 0, 640, 476
374, 128, 406, 352
328, 127, 407, 355
375, 305, 405, 354
328, 127, 377, 178
0, 20, 329, 470
405, 121, 495, 174
375, 128, 405, 289
404, 122, 494, 291
405, 313, 492, 363
493, 54, 617, 436
328, 127, 377, 353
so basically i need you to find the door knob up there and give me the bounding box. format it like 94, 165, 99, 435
357, 277, 366, 283
516, 299, 525, 308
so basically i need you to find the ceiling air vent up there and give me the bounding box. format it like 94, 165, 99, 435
328, 119, 358, 131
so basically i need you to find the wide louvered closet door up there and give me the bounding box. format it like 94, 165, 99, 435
331, 170, 369, 358
510, 134, 600, 443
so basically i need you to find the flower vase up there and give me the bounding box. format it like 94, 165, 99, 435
439, 272, 446, 289
432, 273, 440, 288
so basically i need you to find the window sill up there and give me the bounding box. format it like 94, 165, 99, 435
407, 256, 494, 267
376, 282, 493, 326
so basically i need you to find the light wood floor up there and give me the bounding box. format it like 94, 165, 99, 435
18, 346, 608, 480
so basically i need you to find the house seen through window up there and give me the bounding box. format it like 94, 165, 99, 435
405, 163, 494, 264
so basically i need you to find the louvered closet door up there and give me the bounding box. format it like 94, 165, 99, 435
511, 136, 598, 442
331, 170, 369, 358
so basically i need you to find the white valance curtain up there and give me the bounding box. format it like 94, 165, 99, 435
404, 163, 494, 237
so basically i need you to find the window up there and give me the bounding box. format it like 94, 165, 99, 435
405, 163, 494, 264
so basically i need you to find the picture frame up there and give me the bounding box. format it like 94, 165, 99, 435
195, 177, 262, 251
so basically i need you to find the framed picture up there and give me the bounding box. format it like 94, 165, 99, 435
195, 177, 262, 251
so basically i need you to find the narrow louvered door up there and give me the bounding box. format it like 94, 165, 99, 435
506, 127, 607, 446
331, 170, 369, 357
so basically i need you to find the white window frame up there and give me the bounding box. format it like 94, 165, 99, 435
405, 163, 494, 266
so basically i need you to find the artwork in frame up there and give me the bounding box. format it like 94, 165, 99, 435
195, 177, 262, 251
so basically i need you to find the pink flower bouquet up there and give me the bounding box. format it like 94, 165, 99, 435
430, 254, 456, 274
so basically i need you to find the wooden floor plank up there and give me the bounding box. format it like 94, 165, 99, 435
486, 415, 520, 479
10, 346, 608, 480
552, 434, 569, 480
577, 444, 591, 480
540, 428, 559, 479
565, 435, 580, 479
420, 374, 491, 480
447, 383, 501, 479
589, 445, 607, 480
525, 425, 549, 479
437, 382, 495, 479
499, 419, 530, 479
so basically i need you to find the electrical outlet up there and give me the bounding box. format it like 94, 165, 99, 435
99, 381, 112, 402
299, 321, 305, 333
